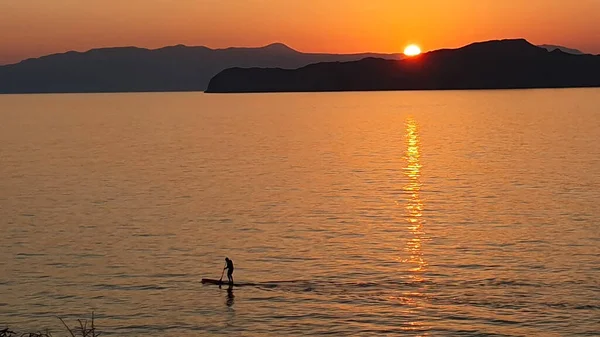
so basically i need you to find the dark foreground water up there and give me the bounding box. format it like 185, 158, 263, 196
1, 89, 599, 336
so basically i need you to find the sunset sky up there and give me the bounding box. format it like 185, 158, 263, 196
1, 0, 599, 65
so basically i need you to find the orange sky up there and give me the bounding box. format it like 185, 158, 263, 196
1, 0, 599, 65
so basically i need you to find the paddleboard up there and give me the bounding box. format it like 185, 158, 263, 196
202, 278, 258, 287
202, 278, 227, 284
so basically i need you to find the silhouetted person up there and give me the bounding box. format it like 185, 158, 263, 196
223, 257, 234, 285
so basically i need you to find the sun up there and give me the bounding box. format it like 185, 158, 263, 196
404, 44, 422, 57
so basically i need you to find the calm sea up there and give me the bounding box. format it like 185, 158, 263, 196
1, 89, 599, 336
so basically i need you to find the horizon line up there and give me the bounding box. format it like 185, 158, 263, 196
0, 42, 407, 66
0, 38, 593, 67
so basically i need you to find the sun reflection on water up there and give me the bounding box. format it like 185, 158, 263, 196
403, 117, 427, 275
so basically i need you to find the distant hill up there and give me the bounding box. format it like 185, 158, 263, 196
538, 44, 584, 55
206, 39, 600, 93
0, 43, 402, 94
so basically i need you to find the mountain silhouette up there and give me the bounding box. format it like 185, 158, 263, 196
206, 39, 600, 93
539, 44, 584, 55
0, 44, 402, 94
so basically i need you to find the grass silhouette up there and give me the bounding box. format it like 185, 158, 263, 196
1, 313, 100, 337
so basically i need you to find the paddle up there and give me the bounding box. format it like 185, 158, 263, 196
219, 268, 225, 284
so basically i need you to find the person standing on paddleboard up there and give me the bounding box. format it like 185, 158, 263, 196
223, 257, 234, 285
